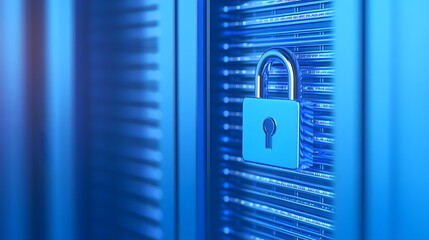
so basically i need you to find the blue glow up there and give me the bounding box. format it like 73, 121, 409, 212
46, 0, 75, 239
0, 1, 26, 239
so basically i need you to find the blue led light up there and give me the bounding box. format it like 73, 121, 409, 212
228, 197, 334, 229
224, 10, 334, 28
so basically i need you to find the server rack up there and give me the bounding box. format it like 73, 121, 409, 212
205, 1, 335, 239
75, 1, 176, 239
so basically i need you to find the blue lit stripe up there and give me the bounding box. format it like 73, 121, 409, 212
46, 0, 75, 239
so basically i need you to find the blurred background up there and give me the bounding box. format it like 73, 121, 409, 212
0, 0, 429, 240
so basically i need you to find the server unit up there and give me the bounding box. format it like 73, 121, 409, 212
206, 1, 335, 239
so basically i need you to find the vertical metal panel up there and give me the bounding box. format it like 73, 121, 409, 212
0, 1, 27, 239
197, 0, 207, 239
366, 0, 393, 239
25, 0, 47, 238
178, 0, 197, 239
365, 1, 429, 239
159, 0, 177, 239
77, 1, 175, 239
394, 1, 429, 239
74, 0, 89, 238
45, 0, 75, 239
335, 0, 363, 239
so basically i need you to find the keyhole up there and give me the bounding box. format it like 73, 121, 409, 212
263, 117, 276, 149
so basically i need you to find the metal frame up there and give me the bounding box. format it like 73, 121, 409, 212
335, 0, 365, 239
45, 1, 75, 239
365, 1, 394, 239
159, 1, 177, 239
177, 0, 198, 239
197, 0, 207, 239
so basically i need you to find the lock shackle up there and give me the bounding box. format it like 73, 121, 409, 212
255, 48, 300, 100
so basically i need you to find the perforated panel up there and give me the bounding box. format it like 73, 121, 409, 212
81, 1, 164, 239
208, 1, 335, 239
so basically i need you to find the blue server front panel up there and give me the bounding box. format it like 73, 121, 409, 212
208, 1, 335, 239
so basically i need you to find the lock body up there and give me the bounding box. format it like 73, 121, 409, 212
242, 98, 300, 169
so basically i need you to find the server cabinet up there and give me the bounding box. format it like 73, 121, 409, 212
75, 1, 176, 239
205, 1, 335, 239
199, 1, 429, 240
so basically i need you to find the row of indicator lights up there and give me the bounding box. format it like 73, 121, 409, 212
220, 68, 335, 76
223, 168, 334, 197
220, 156, 335, 180
221, 39, 332, 49
224, 196, 334, 229
222, 191, 334, 213
223, 10, 334, 28
222, 0, 303, 13
222, 53, 334, 63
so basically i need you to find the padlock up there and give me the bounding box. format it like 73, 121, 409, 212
242, 48, 301, 169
